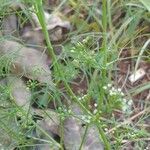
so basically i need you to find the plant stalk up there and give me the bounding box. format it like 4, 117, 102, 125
98, 0, 111, 149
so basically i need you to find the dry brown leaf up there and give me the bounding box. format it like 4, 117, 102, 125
2, 14, 18, 36
21, 27, 45, 51
34, 109, 60, 136
8, 1, 24, 10
0, 109, 19, 149
34, 109, 60, 150
49, 28, 63, 42
21, 9, 71, 46
83, 126, 104, 150
0, 78, 11, 107
129, 68, 146, 83
64, 116, 82, 150
31, 11, 70, 31
30, 10, 70, 41
0, 78, 7, 86
63, 104, 104, 150
0, 40, 52, 84
7, 76, 31, 110
34, 144, 57, 150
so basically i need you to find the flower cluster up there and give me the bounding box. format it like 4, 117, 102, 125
68, 41, 98, 69
103, 84, 124, 96
78, 94, 87, 101
57, 106, 72, 120
58, 106, 92, 123
103, 83, 133, 114
122, 98, 132, 113
93, 103, 98, 114
58, 107, 71, 114
80, 115, 92, 123
26, 79, 38, 89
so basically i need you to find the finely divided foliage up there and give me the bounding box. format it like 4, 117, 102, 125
0, 0, 149, 150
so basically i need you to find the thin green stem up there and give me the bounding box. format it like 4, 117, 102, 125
33, 0, 56, 61
97, 0, 111, 149
79, 124, 89, 150
98, 0, 108, 109
60, 118, 64, 150
96, 122, 111, 150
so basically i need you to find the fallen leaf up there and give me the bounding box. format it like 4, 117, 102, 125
63, 104, 104, 150
30, 9, 71, 41
31, 11, 70, 31
83, 126, 104, 150
8, 1, 24, 10
34, 109, 60, 150
64, 115, 82, 150
7, 76, 31, 111
0, 40, 52, 84
34, 144, 57, 150
0, 109, 19, 149
21, 26, 45, 51
34, 109, 60, 136
2, 14, 18, 36
129, 68, 146, 83
0, 78, 11, 108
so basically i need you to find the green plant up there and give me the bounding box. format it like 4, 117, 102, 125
0, 0, 149, 149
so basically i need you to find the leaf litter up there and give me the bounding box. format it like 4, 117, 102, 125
0, 0, 150, 150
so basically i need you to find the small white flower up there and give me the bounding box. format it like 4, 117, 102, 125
123, 98, 127, 103
127, 100, 133, 106
68, 109, 71, 113
110, 91, 114, 96
120, 92, 125, 96
94, 103, 98, 107
104, 128, 108, 131
111, 87, 115, 91
64, 109, 67, 112
118, 88, 122, 92
78, 97, 82, 101
107, 84, 112, 88
122, 105, 128, 112
103, 86, 107, 90
86, 119, 90, 123
93, 109, 98, 114
58, 107, 62, 110
110, 91, 116, 96
73, 59, 78, 63
82, 94, 87, 99
71, 50, 75, 53
81, 115, 86, 120
81, 115, 91, 123
88, 105, 92, 109
88, 116, 92, 120
26, 87, 30, 90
